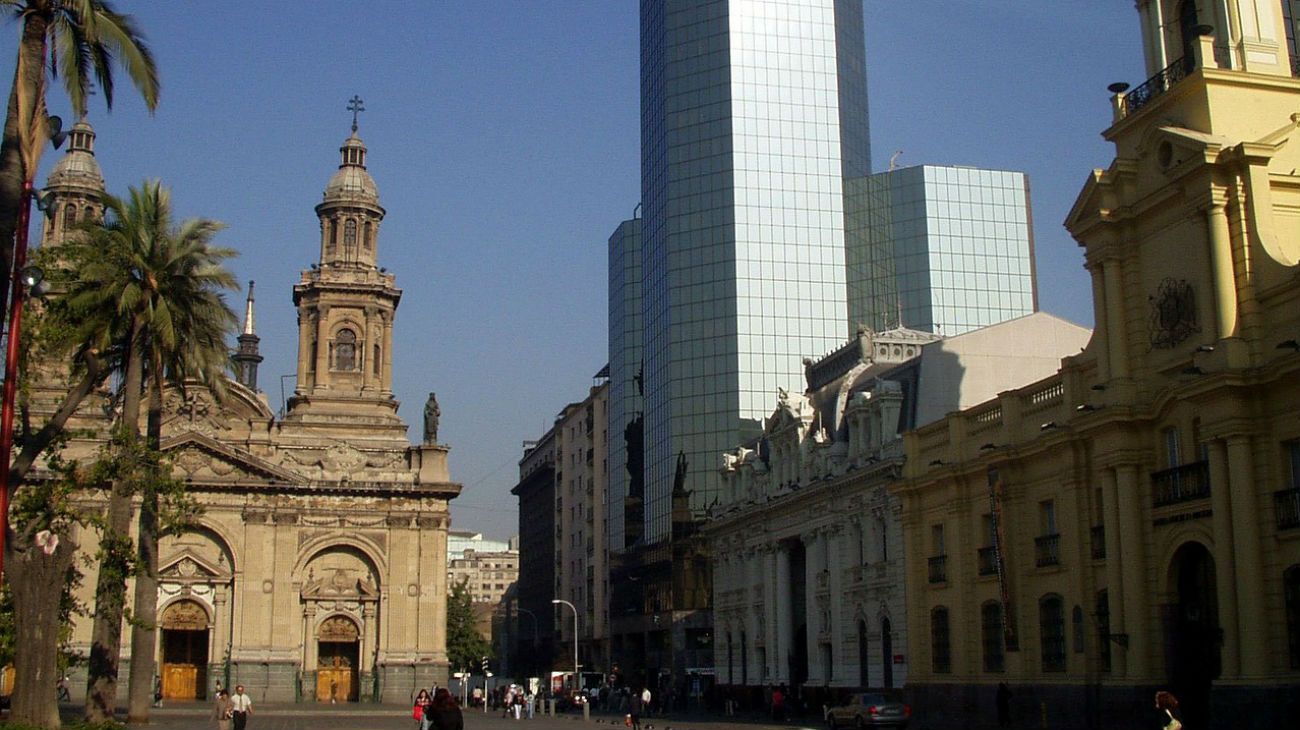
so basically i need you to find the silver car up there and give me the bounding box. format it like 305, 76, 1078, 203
826, 693, 911, 729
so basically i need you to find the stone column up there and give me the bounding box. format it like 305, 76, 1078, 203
314, 306, 331, 390
303, 605, 317, 679
826, 524, 844, 684
803, 531, 821, 685
763, 547, 778, 681
382, 314, 395, 396
1206, 200, 1239, 340
1226, 436, 1268, 676
1101, 468, 1127, 677
1116, 465, 1150, 677
775, 545, 792, 683
362, 306, 379, 392
1102, 259, 1129, 379
363, 604, 379, 675
296, 310, 314, 391
213, 584, 231, 675
1207, 440, 1239, 677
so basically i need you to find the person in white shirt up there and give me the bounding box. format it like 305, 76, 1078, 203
230, 684, 253, 730
640, 687, 652, 717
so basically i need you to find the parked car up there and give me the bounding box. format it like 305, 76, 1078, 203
826, 693, 911, 729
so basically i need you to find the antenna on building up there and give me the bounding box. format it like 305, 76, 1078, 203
889, 150, 903, 171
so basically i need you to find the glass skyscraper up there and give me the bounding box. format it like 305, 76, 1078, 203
638, 0, 871, 544
856, 165, 1038, 335
607, 217, 643, 555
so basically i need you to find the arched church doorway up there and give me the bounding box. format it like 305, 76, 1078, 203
160, 599, 210, 700
1165, 541, 1220, 730
316, 615, 360, 703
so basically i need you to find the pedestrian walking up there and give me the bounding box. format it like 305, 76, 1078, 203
414, 689, 432, 730
153, 674, 164, 708
429, 688, 465, 730
1155, 691, 1182, 730
629, 686, 644, 730
230, 683, 253, 730
212, 689, 233, 730
526, 689, 536, 719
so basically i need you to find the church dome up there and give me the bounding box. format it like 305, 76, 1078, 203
322, 132, 379, 205
46, 118, 104, 192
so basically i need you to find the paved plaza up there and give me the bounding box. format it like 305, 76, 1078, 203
60, 703, 816, 730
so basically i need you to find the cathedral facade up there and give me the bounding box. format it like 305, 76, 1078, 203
36, 117, 459, 703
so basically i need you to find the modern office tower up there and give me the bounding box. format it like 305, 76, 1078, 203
607, 218, 643, 556
855, 164, 1038, 336
638, 0, 871, 546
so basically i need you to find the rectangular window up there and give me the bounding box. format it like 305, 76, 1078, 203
1287, 441, 1300, 489
1040, 596, 1066, 672
1163, 427, 1181, 469
931, 607, 951, 674
1040, 500, 1057, 536
931, 524, 946, 555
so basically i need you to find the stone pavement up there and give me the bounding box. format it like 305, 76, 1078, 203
123, 703, 816, 730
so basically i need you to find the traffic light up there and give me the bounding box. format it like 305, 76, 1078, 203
481, 656, 490, 673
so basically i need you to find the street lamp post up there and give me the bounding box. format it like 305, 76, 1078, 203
551, 599, 579, 691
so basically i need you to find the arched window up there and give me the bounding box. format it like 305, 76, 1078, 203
981, 601, 1005, 672
1178, 0, 1200, 71
930, 606, 951, 674
327, 219, 337, 254
857, 619, 869, 688
364, 221, 373, 250
344, 219, 358, 253
63, 203, 77, 230
881, 616, 894, 688
1040, 594, 1066, 672
373, 343, 381, 376
333, 329, 357, 371
740, 630, 748, 685
1286, 565, 1300, 669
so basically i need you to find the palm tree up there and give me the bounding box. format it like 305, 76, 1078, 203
0, 0, 159, 312
62, 180, 236, 723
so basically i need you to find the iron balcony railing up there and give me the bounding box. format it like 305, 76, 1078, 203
1121, 55, 1193, 118
1091, 525, 1106, 560
977, 546, 998, 576
1276, 489, 1300, 530
1152, 461, 1212, 507
927, 555, 947, 584
1035, 533, 1061, 568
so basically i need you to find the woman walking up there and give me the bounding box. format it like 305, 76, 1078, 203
414, 689, 432, 730
429, 688, 465, 730
1155, 691, 1182, 730
212, 689, 233, 730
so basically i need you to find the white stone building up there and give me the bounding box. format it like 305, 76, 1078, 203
709, 315, 1090, 695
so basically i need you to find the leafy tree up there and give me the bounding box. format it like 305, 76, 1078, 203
0, 0, 159, 318
446, 578, 492, 675
58, 180, 236, 723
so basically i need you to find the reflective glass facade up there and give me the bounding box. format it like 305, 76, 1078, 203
640, 0, 871, 544
857, 165, 1037, 336
607, 218, 643, 554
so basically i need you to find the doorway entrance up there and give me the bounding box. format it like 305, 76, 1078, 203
316, 616, 360, 702
160, 600, 209, 700
1165, 542, 1220, 730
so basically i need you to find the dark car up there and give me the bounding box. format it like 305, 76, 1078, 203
826, 692, 911, 728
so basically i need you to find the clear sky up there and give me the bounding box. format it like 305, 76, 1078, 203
7, 2, 1144, 541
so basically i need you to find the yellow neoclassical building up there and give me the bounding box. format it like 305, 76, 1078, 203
896, 3, 1300, 729
32, 118, 460, 704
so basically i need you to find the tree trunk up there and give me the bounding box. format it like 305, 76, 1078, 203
5, 531, 77, 729
1, 354, 106, 728
85, 322, 145, 723
125, 370, 163, 722
0, 10, 51, 321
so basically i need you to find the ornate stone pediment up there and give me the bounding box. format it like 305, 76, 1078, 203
160, 549, 229, 582
301, 567, 379, 601
162, 431, 307, 485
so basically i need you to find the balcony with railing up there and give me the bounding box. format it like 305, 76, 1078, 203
977, 546, 998, 576
1035, 533, 1061, 568
927, 555, 947, 584
1090, 526, 1106, 560
1120, 56, 1194, 119
1276, 489, 1300, 530
1152, 461, 1211, 507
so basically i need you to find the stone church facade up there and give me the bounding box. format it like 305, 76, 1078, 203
34, 118, 459, 703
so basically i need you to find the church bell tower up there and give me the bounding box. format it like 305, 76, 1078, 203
284, 100, 405, 438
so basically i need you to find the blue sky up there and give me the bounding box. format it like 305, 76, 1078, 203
7, 2, 1143, 541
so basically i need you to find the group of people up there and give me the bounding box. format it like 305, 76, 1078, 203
494, 684, 536, 719
413, 687, 466, 730
209, 684, 254, 730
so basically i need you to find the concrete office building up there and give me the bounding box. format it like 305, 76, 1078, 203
855, 165, 1038, 336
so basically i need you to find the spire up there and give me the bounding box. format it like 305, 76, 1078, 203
233, 280, 263, 391
243, 280, 256, 335
42, 116, 106, 247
